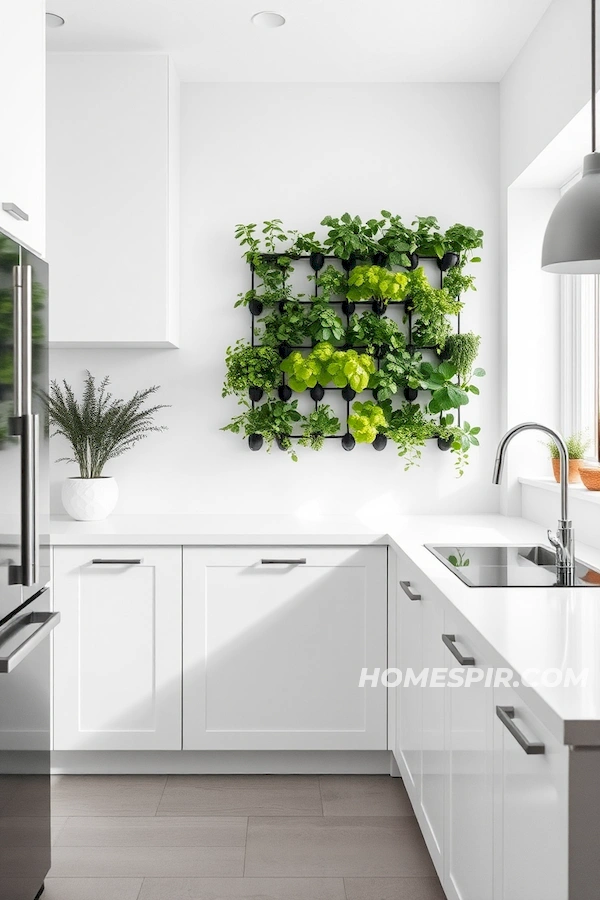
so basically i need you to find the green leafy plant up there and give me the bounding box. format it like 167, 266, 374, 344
325, 348, 376, 392
544, 431, 590, 460
412, 216, 445, 258
444, 332, 481, 379
288, 231, 326, 256
443, 267, 476, 298
45, 372, 168, 479
299, 405, 340, 450
321, 213, 384, 260
427, 361, 485, 414
371, 350, 434, 401
311, 265, 348, 302
348, 401, 387, 443
382, 402, 437, 469
346, 311, 406, 356
406, 267, 463, 319
222, 399, 301, 460
305, 300, 345, 344
257, 300, 308, 348
378, 211, 417, 267
438, 415, 481, 476
443, 224, 484, 265
412, 314, 452, 351
222, 340, 282, 397
346, 265, 408, 304
280, 350, 323, 392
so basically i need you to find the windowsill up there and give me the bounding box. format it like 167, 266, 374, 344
519, 477, 600, 505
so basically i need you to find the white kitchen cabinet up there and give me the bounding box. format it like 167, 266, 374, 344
0, 0, 45, 254
394, 575, 422, 799
53, 547, 182, 751
493, 684, 568, 900
443, 612, 493, 900
183, 546, 387, 751
46, 53, 179, 346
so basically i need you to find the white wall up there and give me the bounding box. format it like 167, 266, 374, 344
49, 81, 500, 516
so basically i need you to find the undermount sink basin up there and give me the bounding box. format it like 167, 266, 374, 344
426, 545, 600, 588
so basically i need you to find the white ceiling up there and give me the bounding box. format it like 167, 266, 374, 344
46, 0, 554, 83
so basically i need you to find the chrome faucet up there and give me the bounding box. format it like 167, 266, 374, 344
493, 422, 576, 587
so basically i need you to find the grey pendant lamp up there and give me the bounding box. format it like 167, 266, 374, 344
542, 0, 600, 273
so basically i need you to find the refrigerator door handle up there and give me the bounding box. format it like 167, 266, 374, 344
9, 265, 39, 588
0, 611, 60, 674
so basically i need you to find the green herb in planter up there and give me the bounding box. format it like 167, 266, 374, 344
427, 362, 469, 414
346, 266, 409, 304
412, 216, 445, 258
383, 402, 437, 470
311, 265, 348, 302
443, 224, 484, 265
288, 231, 326, 256
222, 340, 282, 398
407, 268, 463, 318
348, 401, 387, 443
222, 399, 301, 461
543, 431, 590, 460
321, 213, 384, 260
444, 332, 481, 379
299, 405, 341, 450
412, 314, 451, 351
257, 300, 308, 348
324, 347, 376, 392
371, 350, 434, 401
443, 267, 476, 299
306, 300, 345, 344
438, 414, 481, 476
378, 211, 417, 267
280, 351, 323, 392
346, 311, 405, 356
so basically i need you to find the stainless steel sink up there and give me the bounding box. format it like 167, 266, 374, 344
426, 545, 600, 588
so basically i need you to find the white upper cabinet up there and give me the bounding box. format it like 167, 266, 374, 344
183, 546, 388, 751
0, 0, 45, 255
46, 53, 180, 347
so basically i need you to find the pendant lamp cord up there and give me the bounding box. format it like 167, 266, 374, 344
593, 0, 597, 152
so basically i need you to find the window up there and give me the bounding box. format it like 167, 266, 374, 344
560, 172, 600, 460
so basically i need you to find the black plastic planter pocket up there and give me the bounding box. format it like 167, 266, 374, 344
248, 298, 263, 316
438, 252, 459, 272
437, 437, 453, 452
278, 384, 292, 401
406, 252, 419, 271
342, 386, 356, 402
404, 387, 418, 402
341, 299, 356, 316
372, 251, 388, 268
372, 434, 387, 451
342, 432, 356, 451
310, 384, 325, 402
341, 254, 357, 273
309, 252, 325, 272
248, 386, 263, 403
371, 299, 386, 317
248, 434, 263, 451
278, 342, 292, 358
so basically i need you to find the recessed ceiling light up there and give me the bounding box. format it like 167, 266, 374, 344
46, 12, 65, 27
251, 11, 286, 28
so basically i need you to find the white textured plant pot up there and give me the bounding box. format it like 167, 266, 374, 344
61, 477, 119, 521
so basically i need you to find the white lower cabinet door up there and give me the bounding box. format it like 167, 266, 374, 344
443, 615, 493, 900
419, 582, 446, 876
53, 547, 182, 750
183, 546, 387, 750
493, 685, 568, 900
394, 566, 423, 801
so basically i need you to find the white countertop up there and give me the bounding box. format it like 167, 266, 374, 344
46, 512, 600, 746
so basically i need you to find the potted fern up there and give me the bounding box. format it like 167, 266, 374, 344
45, 372, 168, 520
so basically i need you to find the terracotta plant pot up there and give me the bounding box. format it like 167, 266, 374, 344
551, 458, 582, 484
579, 465, 600, 491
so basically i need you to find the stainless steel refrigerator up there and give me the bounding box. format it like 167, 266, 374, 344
0, 230, 59, 900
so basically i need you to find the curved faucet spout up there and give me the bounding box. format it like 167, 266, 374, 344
492, 422, 575, 586
492, 422, 569, 524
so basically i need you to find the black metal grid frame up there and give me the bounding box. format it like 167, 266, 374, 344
247, 253, 463, 447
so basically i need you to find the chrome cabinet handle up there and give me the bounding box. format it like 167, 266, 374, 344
496, 705, 545, 755
13, 265, 23, 416
0, 611, 60, 674
260, 558, 307, 565
399, 581, 421, 601
442, 633, 475, 666
2, 202, 29, 221
92, 559, 143, 565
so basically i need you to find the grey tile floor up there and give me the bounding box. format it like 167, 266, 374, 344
46, 775, 446, 900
